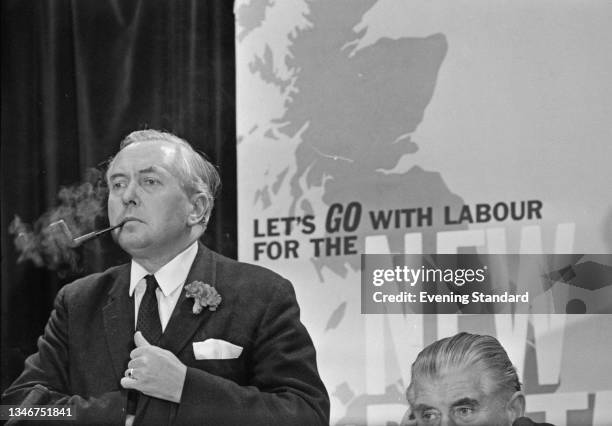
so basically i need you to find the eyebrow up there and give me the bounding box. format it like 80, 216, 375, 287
108, 172, 127, 181
138, 166, 163, 174
108, 166, 164, 181
412, 403, 436, 412
451, 398, 479, 408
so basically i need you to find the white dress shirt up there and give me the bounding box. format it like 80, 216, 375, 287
128, 241, 199, 331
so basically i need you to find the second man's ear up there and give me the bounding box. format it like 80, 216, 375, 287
187, 193, 210, 226
506, 391, 526, 421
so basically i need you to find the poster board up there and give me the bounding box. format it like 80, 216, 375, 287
236, 1, 612, 424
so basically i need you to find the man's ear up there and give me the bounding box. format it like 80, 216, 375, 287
187, 193, 209, 226
506, 391, 525, 421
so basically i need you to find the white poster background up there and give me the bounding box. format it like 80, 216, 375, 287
236, 1, 612, 424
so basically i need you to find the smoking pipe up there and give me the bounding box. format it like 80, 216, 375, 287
48, 220, 124, 247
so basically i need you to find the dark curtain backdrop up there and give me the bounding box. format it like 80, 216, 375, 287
1, 0, 236, 391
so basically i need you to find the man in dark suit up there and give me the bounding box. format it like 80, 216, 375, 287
403, 332, 554, 426
2, 130, 330, 425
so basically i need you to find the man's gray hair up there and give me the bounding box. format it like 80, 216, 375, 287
406, 332, 521, 403
109, 129, 221, 227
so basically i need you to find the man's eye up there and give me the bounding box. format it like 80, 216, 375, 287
454, 406, 476, 418
420, 410, 440, 422
111, 181, 126, 190
143, 178, 160, 186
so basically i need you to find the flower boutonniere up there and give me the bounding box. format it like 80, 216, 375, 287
185, 281, 222, 314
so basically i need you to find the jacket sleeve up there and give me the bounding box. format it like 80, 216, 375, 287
1, 286, 128, 425
171, 279, 330, 426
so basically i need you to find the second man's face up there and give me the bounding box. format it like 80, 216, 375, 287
107, 140, 194, 261
409, 368, 514, 426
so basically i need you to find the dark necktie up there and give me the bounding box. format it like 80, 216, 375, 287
136, 274, 162, 344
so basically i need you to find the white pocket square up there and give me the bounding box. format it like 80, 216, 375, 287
192, 339, 243, 360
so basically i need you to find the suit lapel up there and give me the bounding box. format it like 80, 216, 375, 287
102, 265, 135, 382
160, 242, 217, 355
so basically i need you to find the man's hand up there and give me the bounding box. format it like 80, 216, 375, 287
120, 332, 187, 403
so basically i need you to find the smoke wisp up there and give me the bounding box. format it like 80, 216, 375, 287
9, 168, 109, 275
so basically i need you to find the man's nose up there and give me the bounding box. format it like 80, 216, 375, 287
439, 417, 456, 426
121, 181, 139, 205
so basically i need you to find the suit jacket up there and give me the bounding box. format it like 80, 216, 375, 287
513, 417, 555, 426
2, 243, 330, 425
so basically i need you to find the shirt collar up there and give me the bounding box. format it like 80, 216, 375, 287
129, 241, 199, 297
